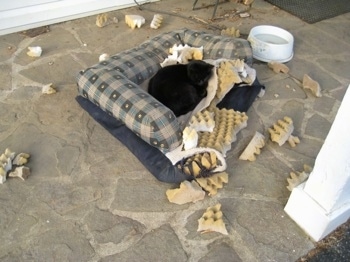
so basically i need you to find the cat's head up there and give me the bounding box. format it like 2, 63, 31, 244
187, 60, 214, 87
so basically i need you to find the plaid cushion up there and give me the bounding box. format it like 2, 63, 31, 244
76, 28, 253, 152
77, 69, 182, 152
86, 29, 188, 85
184, 30, 253, 65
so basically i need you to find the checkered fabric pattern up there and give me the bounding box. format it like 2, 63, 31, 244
76, 28, 253, 153
184, 30, 253, 64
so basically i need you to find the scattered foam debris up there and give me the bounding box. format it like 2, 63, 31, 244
164, 44, 204, 65
167, 147, 227, 176
196, 172, 228, 196
4, 148, 15, 160
217, 60, 243, 100
125, 15, 145, 29
0, 148, 31, 184
288, 134, 300, 147
268, 61, 290, 74
180, 151, 219, 178
42, 83, 56, 94
239, 12, 251, 18
0, 149, 14, 173
27, 46, 42, 57
166, 180, 205, 204
189, 110, 215, 132
302, 74, 322, 97
99, 53, 110, 62
197, 203, 228, 235
221, 27, 240, 37
0, 167, 6, 184
182, 126, 198, 151
150, 14, 163, 29
287, 165, 312, 191
215, 59, 256, 102
13, 153, 30, 166
239, 131, 265, 161
9, 166, 30, 181
96, 13, 108, 27
268, 116, 300, 147
198, 108, 248, 156
96, 13, 118, 28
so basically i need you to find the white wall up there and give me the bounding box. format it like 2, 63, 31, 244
0, 0, 158, 36
285, 84, 350, 241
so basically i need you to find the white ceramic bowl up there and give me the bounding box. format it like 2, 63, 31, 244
248, 25, 294, 63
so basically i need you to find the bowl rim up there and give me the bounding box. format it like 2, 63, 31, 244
249, 25, 294, 46
253, 52, 294, 63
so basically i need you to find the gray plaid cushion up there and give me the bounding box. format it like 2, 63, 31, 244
76, 28, 253, 153
184, 30, 253, 64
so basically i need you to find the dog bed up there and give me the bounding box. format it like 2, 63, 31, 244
76, 28, 261, 183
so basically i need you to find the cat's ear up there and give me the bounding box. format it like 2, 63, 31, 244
206, 63, 214, 69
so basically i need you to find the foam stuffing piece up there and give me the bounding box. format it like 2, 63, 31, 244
0, 151, 12, 173
239, 131, 265, 161
96, 14, 109, 28
221, 27, 240, 37
198, 108, 248, 156
27, 46, 42, 57
0, 167, 6, 184
166, 180, 205, 204
267, 61, 290, 73
125, 15, 145, 29
150, 14, 163, 29
287, 164, 312, 191
9, 166, 30, 181
42, 83, 56, 94
168, 44, 204, 64
303, 74, 322, 97
180, 151, 219, 178
13, 153, 30, 166
217, 60, 243, 100
268, 116, 300, 147
196, 172, 228, 196
182, 126, 198, 150
189, 110, 215, 132
197, 203, 228, 235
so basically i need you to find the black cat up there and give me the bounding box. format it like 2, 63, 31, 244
148, 60, 214, 117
